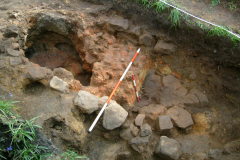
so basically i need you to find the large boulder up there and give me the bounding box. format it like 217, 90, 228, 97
139, 33, 153, 46
103, 102, 128, 130
74, 91, 99, 114
106, 17, 129, 32
155, 136, 182, 160
50, 76, 69, 93
166, 106, 194, 129
53, 68, 74, 84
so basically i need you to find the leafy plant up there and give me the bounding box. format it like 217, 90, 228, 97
13, 144, 51, 160
152, 1, 169, 13
9, 117, 42, 147
61, 150, 88, 160
0, 94, 19, 119
196, 21, 206, 32
224, 1, 237, 11
141, 0, 149, 6
207, 26, 229, 38
167, 9, 181, 29
0, 148, 6, 159
211, 0, 220, 7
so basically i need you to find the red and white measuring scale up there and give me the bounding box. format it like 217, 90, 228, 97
132, 74, 140, 102
88, 48, 141, 133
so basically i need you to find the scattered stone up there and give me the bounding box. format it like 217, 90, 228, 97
183, 92, 199, 104
139, 104, 167, 120
208, 149, 222, 160
190, 89, 209, 106
222, 139, 240, 154
189, 72, 197, 80
135, 114, 145, 127
140, 123, 152, 137
144, 74, 162, 94
139, 33, 153, 46
53, 67, 74, 83
74, 91, 99, 114
189, 152, 208, 160
129, 135, 151, 153
166, 106, 194, 129
0, 43, 5, 53
128, 26, 141, 36
3, 25, 18, 38
131, 125, 139, 137
6, 49, 21, 57
162, 75, 181, 90
156, 115, 173, 135
121, 120, 131, 129
107, 17, 129, 32
11, 43, 19, 50
154, 40, 176, 54
50, 76, 69, 93
9, 57, 22, 66
103, 101, 128, 130
155, 136, 182, 160
116, 151, 132, 160
27, 66, 53, 81
120, 125, 134, 141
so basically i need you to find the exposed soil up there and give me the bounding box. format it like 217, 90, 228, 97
0, 0, 240, 159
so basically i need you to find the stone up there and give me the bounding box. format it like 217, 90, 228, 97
155, 136, 182, 160
103, 101, 128, 130
3, 24, 18, 38
140, 123, 152, 137
190, 89, 209, 106
9, 57, 22, 66
189, 152, 208, 160
189, 72, 197, 80
74, 91, 99, 114
121, 120, 131, 129
130, 135, 151, 153
107, 17, 129, 31
208, 149, 222, 159
116, 151, 132, 160
156, 115, 173, 135
53, 67, 74, 83
11, 43, 20, 50
128, 26, 141, 36
222, 139, 240, 154
166, 106, 194, 129
50, 76, 69, 93
139, 33, 153, 46
7, 49, 21, 57
131, 125, 139, 137
154, 40, 176, 54
183, 92, 199, 104
162, 75, 181, 90
27, 66, 53, 81
134, 114, 145, 127
144, 74, 162, 94
120, 127, 134, 142
139, 104, 167, 120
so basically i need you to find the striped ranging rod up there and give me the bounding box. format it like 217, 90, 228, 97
132, 75, 140, 102
88, 48, 141, 133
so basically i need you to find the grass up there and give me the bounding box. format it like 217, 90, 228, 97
167, 8, 181, 29
61, 150, 88, 160
133, 0, 240, 46
224, 1, 237, 11
211, 0, 220, 7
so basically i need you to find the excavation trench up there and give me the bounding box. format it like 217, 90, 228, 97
0, 0, 239, 160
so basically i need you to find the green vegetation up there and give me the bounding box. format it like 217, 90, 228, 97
133, 0, 240, 46
224, 1, 237, 11
0, 94, 89, 160
61, 150, 88, 160
211, 0, 220, 7
167, 9, 181, 29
